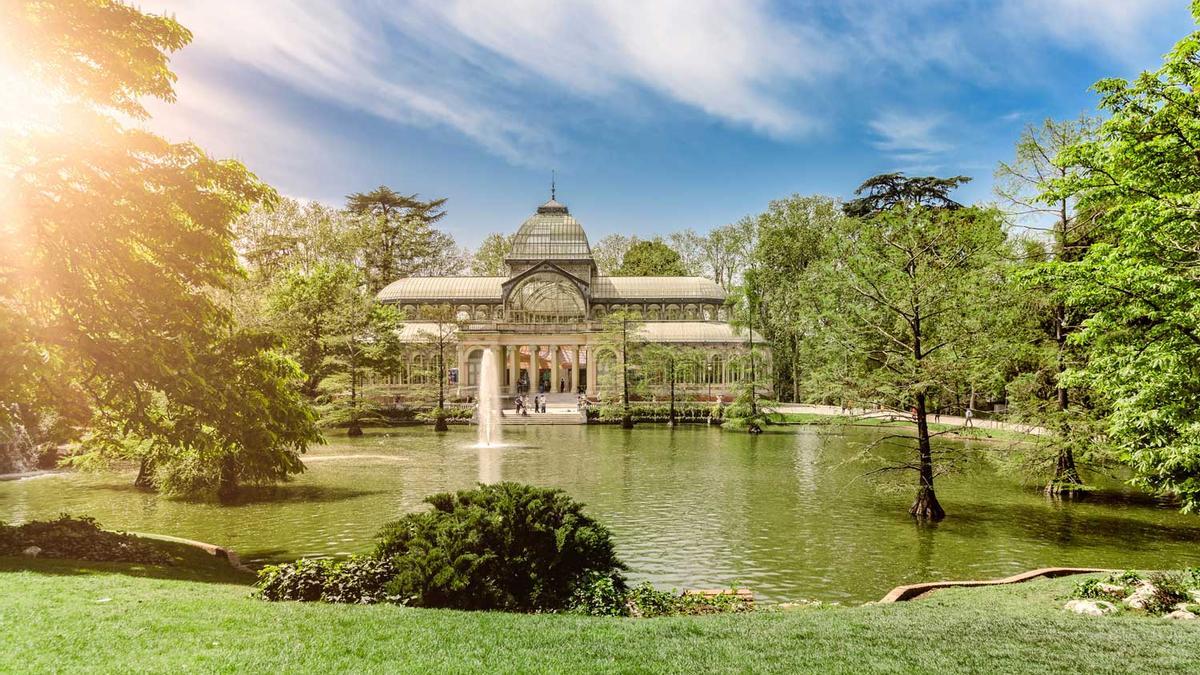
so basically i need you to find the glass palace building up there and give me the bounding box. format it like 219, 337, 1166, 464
376, 197, 765, 400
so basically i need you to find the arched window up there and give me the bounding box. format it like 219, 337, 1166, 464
665, 304, 681, 320
466, 349, 483, 386
506, 272, 586, 323
593, 306, 607, 320
710, 355, 723, 384
411, 354, 427, 384
647, 304, 662, 320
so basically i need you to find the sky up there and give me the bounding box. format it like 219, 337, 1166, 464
140, 0, 1193, 248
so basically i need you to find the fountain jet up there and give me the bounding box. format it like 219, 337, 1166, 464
476, 347, 504, 448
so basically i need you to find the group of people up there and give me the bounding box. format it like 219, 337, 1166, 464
514, 394, 547, 415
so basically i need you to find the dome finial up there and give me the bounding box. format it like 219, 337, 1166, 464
551, 169, 556, 201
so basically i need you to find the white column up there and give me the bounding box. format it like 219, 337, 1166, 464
570, 345, 580, 394
455, 344, 466, 398
551, 345, 560, 394
585, 345, 597, 397
528, 344, 538, 391
508, 346, 519, 395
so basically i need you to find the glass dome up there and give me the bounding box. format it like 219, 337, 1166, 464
507, 199, 592, 260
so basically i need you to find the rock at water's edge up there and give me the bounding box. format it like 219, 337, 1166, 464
22, 546, 41, 557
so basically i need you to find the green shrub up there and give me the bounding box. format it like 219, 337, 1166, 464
1184, 567, 1200, 587
320, 556, 399, 604
375, 482, 626, 612
625, 583, 680, 617
1072, 577, 1123, 601
1106, 570, 1144, 586
256, 556, 399, 604
0, 515, 170, 564
568, 573, 628, 617
256, 558, 335, 602
1144, 572, 1192, 615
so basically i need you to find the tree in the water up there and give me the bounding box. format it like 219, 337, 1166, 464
596, 310, 645, 429
995, 117, 1102, 494
1042, 7, 1200, 512
641, 344, 705, 426
411, 304, 460, 432
805, 174, 1008, 519
2, 0, 320, 498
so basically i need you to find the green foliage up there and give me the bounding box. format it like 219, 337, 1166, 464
1, 0, 320, 497
344, 187, 459, 292
569, 579, 753, 618
1143, 573, 1193, 616
1040, 9, 1200, 510
568, 572, 628, 617
1107, 570, 1144, 586
469, 232, 514, 276
615, 239, 688, 276
1071, 578, 1123, 602
0, 515, 169, 564
374, 482, 626, 612
256, 556, 398, 604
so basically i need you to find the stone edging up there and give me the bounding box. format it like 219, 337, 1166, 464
879, 567, 1113, 603
127, 531, 254, 574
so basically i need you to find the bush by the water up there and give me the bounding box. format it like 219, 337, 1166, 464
569, 576, 753, 617
375, 482, 626, 611
257, 483, 626, 612
257, 555, 398, 604
0, 515, 170, 564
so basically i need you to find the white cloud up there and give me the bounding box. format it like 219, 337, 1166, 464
869, 111, 953, 162
416, 0, 840, 137
999, 0, 1180, 65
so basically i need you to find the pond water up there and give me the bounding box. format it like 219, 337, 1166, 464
3, 425, 1199, 602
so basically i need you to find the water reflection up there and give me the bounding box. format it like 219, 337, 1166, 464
2, 425, 1198, 602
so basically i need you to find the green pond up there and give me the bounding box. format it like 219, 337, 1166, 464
3, 424, 1199, 602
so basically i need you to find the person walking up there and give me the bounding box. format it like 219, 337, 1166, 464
964, 407, 974, 428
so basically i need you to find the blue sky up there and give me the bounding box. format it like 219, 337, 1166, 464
142, 1, 1192, 247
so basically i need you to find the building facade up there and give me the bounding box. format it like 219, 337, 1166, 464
375, 197, 765, 401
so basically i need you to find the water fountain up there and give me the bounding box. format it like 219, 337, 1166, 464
476, 347, 505, 447
475, 347, 504, 483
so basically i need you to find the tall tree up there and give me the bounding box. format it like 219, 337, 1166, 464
2, 0, 319, 498
469, 232, 513, 276
317, 280, 403, 437
591, 234, 637, 276
642, 344, 704, 426
809, 174, 1008, 519
748, 195, 844, 401
842, 172, 970, 218
995, 117, 1100, 493
412, 304, 460, 432
1046, 6, 1200, 512
615, 239, 689, 276
597, 310, 645, 429
666, 230, 706, 276
344, 186, 455, 292
267, 264, 361, 398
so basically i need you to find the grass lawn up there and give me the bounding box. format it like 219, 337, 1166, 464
2, 553, 1198, 673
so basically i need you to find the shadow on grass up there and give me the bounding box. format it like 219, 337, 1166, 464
0, 539, 255, 586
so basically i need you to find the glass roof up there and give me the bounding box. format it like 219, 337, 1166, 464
507, 200, 593, 259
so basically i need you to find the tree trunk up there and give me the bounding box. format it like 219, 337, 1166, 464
910, 393, 945, 520
621, 414, 634, 430
434, 412, 449, 432
347, 424, 364, 437
134, 457, 155, 490
668, 363, 677, 427
1047, 302, 1084, 494
217, 456, 239, 503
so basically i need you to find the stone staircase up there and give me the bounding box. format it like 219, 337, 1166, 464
501, 393, 587, 425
